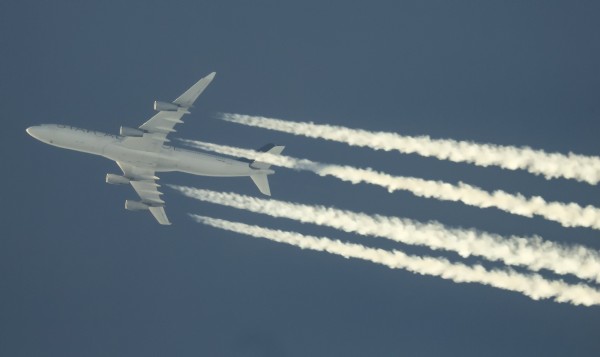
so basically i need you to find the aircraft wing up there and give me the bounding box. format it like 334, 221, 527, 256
127, 72, 216, 149
117, 161, 171, 225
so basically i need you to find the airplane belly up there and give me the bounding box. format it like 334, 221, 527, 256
42, 128, 115, 156
102, 143, 177, 169
174, 151, 253, 177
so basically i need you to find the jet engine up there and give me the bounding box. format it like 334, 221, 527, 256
125, 200, 149, 211
106, 174, 130, 185
153, 101, 180, 112
119, 126, 145, 137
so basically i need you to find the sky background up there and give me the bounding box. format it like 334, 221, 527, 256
2, 1, 600, 356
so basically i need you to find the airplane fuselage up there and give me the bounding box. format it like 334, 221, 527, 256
26, 124, 266, 177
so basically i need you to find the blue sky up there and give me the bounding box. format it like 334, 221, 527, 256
2, 1, 600, 356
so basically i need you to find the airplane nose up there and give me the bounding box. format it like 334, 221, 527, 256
26, 126, 37, 137
26, 126, 43, 141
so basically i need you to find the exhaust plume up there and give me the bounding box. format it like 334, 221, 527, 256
220, 113, 600, 185
181, 139, 600, 230
171, 186, 600, 284
192, 215, 600, 306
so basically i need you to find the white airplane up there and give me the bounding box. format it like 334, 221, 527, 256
26, 72, 284, 225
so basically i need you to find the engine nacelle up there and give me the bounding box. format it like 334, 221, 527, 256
119, 126, 145, 137
153, 101, 180, 112
125, 200, 149, 211
106, 174, 130, 185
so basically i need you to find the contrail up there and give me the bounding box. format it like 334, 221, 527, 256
180, 139, 600, 230
220, 113, 600, 185
192, 215, 600, 306
171, 186, 600, 284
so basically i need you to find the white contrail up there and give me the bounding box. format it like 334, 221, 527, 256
180, 139, 600, 230
171, 186, 600, 284
192, 215, 600, 306
220, 113, 600, 185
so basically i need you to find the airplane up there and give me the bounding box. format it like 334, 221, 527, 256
26, 72, 284, 225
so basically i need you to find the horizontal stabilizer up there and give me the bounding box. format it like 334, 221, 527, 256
251, 174, 271, 196
250, 143, 285, 170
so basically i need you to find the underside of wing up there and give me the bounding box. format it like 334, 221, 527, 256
113, 73, 216, 224
137, 110, 186, 145
172, 72, 216, 107
130, 180, 165, 206
117, 162, 171, 225
148, 206, 171, 225
123, 72, 216, 150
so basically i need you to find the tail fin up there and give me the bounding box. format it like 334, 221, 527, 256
249, 144, 285, 196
